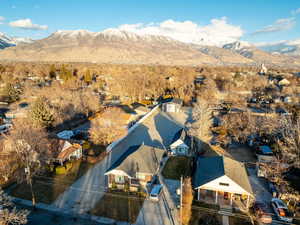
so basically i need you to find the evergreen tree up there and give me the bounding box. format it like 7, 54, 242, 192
0, 83, 21, 103
30, 98, 54, 128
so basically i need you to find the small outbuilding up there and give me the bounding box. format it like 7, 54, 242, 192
162, 98, 183, 113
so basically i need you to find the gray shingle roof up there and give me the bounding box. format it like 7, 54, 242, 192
106, 144, 165, 177
194, 156, 253, 195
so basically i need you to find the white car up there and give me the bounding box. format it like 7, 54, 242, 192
149, 184, 163, 201
271, 198, 294, 223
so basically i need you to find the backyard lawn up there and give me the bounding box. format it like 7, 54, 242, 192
9, 160, 93, 204
162, 156, 191, 180
90, 193, 145, 224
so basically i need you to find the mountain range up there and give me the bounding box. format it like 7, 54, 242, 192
0, 29, 299, 66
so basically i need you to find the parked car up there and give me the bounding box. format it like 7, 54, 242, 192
268, 182, 279, 198
253, 202, 272, 224
255, 145, 274, 163
149, 184, 163, 201
271, 198, 294, 223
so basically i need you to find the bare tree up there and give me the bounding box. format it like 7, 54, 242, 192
0, 189, 29, 225
188, 98, 213, 154
89, 107, 127, 145
4, 119, 51, 207
276, 116, 300, 167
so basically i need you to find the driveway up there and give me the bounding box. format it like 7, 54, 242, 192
53, 109, 187, 224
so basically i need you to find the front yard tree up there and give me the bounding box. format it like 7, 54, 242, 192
188, 98, 213, 154
4, 119, 51, 207
89, 107, 127, 145
0, 189, 29, 225
277, 116, 300, 167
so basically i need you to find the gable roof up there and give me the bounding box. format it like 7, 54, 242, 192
194, 156, 253, 195
172, 128, 188, 143
105, 144, 165, 177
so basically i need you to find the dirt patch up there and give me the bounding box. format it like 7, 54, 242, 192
90, 193, 144, 224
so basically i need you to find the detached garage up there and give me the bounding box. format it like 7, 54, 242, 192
162, 98, 183, 113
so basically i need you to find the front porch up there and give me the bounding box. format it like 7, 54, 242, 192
196, 188, 252, 212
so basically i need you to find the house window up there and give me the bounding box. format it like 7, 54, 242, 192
136, 173, 146, 180
219, 182, 229, 186
115, 175, 124, 183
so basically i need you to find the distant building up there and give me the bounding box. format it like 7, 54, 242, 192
169, 128, 190, 156
193, 156, 254, 208
162, 98, 183, 113
105, 144, 165, 192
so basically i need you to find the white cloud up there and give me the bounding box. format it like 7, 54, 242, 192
0, 16, 5, 25
9, 18, 48, 30
291, 8, 300, 15
252, 17, 296, 35
117, 18, 243, 46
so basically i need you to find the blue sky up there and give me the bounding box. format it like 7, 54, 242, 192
0, 0, 299, 45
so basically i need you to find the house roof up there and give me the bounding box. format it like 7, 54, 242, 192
194, 156, 253, 195
171, 128, 190, 145
106, 144, 165, 177
57, 143, 81, 160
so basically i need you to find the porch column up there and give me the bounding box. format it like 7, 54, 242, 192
230, 193, 233, 206
215, 191, 218, 204
246, 195, 250, 208
197, 188, 200, 200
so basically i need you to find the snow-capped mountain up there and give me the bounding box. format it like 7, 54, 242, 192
256, 39, 300, 56
0, 32, 33, 49
0, 29, 299, 66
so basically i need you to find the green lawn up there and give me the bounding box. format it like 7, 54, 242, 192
90, 193, 145, 224
162, 156, 191, 180
10, 160, 93, 204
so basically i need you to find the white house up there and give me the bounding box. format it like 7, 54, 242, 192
169, 128, 190, 155
194, 156, 254, 208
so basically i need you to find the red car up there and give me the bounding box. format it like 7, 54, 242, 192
253, 202, 272, 224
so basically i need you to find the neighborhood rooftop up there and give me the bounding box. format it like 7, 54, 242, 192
105, 144, 165, 177
194, 156, 253, 195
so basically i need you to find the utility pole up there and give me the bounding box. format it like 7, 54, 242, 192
180, 176, 183, 225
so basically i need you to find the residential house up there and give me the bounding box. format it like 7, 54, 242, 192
162, 98, 183, 113
51, 140, 83, 165
194, 156, 254, 208
169, 128, 190, 156
105, 144, 165, 192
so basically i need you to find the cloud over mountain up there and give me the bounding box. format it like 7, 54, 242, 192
9, 18, 48, 30
252, 17, 296, 35
116, 17, 243, 47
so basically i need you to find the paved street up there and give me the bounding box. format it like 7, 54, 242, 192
52, 108, 189, 224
